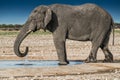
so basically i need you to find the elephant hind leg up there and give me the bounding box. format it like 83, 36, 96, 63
100, 37, 113, 62
100, 46, 113, 62
85, 43, 99, 63
85, 32, 107, 63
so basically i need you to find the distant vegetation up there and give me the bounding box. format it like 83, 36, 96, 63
0, 24, 22, 31
0, 23, 120, 31
114, 23, 120, 28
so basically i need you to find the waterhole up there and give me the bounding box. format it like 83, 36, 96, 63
0, 60, 83, 68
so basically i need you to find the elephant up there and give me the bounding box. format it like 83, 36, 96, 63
14, 3, 113, 65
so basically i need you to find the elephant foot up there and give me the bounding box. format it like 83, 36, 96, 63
103, 56, 113, 63
85, 56, 97, 63
58, 60, 69, 65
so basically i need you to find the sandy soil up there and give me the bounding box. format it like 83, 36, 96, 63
0, 30, 120, 80
0, 30, 120, 61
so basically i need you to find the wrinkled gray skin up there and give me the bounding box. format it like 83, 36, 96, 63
14, 3, 113, 65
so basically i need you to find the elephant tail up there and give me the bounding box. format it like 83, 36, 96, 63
111, 19, 115, 45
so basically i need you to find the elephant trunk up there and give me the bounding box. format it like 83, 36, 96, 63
14, 26, 32, 57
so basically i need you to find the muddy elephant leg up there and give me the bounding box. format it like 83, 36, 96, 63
54, 39, 69, 65
101, 46, 113, 62
85, 43, 99, 63
100, 37, 113, 62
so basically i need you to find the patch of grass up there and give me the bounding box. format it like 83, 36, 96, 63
0, 30, 51, 36
115, 29, 120, 33
31, 30, 51, 35
0, 31, 19, 36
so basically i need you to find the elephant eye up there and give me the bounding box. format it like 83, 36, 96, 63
34, 10, 37, 13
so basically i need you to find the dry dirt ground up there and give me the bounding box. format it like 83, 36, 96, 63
0, 30, 120, 80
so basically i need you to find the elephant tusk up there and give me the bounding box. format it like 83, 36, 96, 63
26, 30, 32, 34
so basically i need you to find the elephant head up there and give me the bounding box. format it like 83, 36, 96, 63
14, 6, 52, 57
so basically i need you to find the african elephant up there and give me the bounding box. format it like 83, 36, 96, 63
14, 3, 113, 65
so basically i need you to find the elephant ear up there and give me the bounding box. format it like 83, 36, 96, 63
44, 8, 52, 28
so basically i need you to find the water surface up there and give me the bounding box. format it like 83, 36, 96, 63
0, 60, 83, 68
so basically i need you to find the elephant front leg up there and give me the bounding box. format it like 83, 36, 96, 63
54, 39, 69, 65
